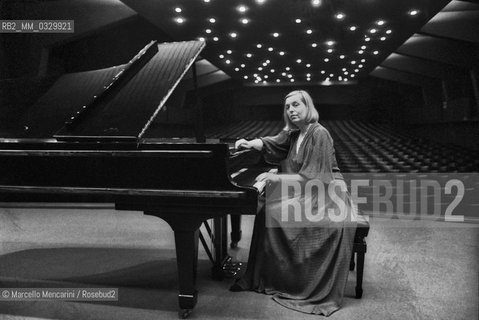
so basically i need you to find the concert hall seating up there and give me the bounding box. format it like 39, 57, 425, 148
206, 120, 479, 173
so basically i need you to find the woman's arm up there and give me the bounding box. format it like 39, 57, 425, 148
235, 138, 264, 151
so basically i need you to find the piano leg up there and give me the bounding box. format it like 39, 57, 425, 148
212, 217, 226, 280
230, 215, 242, 248
149, 212, 209, 318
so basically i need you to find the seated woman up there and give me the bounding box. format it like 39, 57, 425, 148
230, 90, 357, 317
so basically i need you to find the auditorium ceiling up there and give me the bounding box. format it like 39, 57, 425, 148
3, 0, 479, 87
118, 0, 470, 86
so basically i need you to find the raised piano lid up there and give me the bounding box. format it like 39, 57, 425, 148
20, 40, 205, 141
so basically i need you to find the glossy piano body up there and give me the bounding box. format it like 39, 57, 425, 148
0, 40, 267, 317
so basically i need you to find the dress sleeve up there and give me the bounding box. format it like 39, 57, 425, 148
298, 126, 336, 183
259, 129, 293, 164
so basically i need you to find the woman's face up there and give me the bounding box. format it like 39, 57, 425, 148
285, 93, 308, 125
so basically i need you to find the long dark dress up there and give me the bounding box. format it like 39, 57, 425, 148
234, 122, 357, 316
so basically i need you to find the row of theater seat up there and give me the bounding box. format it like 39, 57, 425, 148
205, 120, 479, 173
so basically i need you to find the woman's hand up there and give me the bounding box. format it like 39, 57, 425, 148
235, 138, 251, 150
235, 138, 264, 151
255, 172, 280, 185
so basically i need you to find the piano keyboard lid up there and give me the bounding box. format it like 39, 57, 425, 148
20, 40, 205, 142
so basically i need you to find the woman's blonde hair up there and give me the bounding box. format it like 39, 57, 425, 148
283, 90, 319, 130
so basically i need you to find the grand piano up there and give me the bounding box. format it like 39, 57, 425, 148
0, 40, 275, 317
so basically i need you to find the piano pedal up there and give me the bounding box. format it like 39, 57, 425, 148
222, 256, 243, 279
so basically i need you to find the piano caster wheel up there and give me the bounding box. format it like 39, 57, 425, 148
355, 287, 363, 299
179, 309, 192, 318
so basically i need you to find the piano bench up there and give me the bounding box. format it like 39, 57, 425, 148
350, 215, 370, 299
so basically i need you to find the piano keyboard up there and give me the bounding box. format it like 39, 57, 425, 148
230, 167, 278, 194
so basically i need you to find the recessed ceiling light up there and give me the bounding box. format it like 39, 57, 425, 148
257, 44, 262, 48
219, 54, 224, 59
365, 37, 370, 42
235, 68, 240, 71
262, 62, 267, 66
380, 37, 386, 41
409, 9, 419, 16
344, 71, 348, 75
329, 73, 334, 77
321, 70, 325, 74
175, 7, 182, 13
290, 79, 295, 82
205, 29, 212, 34
246, 53, 252, 58
266, 59, 270, 63
386, 29, 392, 34
335, 13, 345, 20
268, 47, 273, 51
306, 64, 311, 67
258, 67, 263, 71
244, 75, 248, 79
282, 72, 286, 76
276, 79, 281, 83
295, 18, 302, 23
358, 50, 364, 54
361, 59, 365, 62
354, 69, 359, 72
351, 60, 356, 64
296, 59, 302, 63
376, 20, 385, 26
271, 69, 275, 73
203, 0, 210, 2
342, 68, 347, 72
287, 74, 293, 78
373, 51, 379, 55
238, 5, 247, 13
256, 0, 266, 4
264, 75, 269, 79
227, 50, 232, 54
351, 74, 355, 78
225, 60, 231, 64
175, 17, 185, 24
361, 45, 366, 49
327, 48, 333, 53
326, 41, 334, 46
312, 0, 321, 7
369, 29, 377, 34
209, 18, 216, 23
230, 32, 237, 38
241, 64, 245, 67
306, 29, 313, 34
279, 51, 285, 55
349, 26, 357, 31
198, 37, 205, 41
324, 58, 329, 62
285, 67, 290, 71
241, 18, 249, 24
213, 37, 219, 41
358, 64, 363, 68
273, 32, 280, 37
340, 55, 345, 59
